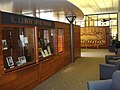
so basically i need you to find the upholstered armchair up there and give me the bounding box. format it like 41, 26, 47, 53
105, 55, 120, 64
99, 59, 120, 80
87, 70, 120, 90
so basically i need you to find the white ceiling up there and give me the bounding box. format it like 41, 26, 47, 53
0, 0, 119, 21
0, 0, 84, 20
68, 0, 119, 15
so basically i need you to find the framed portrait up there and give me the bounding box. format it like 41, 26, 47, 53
18, 56, 27, 64
2, 40, 8, 50
6, 56, 14, 68
16, 60, 22, 66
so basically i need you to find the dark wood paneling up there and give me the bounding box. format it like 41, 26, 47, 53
74, 25, 81, 60
0, 56, 3, 65
0, 26, 4, 75
40, 57, 56, 82
0, 21, 81, 90
54, 22, 69, 29
0, 73, 17, 86
0, 64, 39, 90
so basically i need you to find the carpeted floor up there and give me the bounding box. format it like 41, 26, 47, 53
34, 49, 114, 90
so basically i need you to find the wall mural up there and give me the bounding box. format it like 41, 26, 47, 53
81, 27, 109, 48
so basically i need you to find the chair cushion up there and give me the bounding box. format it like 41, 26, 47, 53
111, 70, 120, 90
107, 59, 120, 69
112, 57, 120, 60
108, 60, 118, 64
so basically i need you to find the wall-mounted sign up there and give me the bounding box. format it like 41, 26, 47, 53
1, 11, 54, 28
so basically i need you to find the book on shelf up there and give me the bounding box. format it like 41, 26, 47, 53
44, 50, 49, 56
40, 50, 46, 57
47, 46, 52, 55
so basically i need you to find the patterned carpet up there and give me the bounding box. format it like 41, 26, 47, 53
34, 49, 114, 90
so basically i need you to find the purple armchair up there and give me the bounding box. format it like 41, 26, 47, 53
87, 70, 120, 90
105, 55, 120, 64
99, 59, 120, 80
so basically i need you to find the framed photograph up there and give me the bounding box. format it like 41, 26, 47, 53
2, 40, 8, 50
6, 56, 14, 68
19, 35, 25, 47
18, 56, 27, 64
16, 60, 22, 66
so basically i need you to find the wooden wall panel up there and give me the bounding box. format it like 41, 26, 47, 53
74, 25, 81, 60
54, 57, 65, 72
39, 22, 70, 80
13, 67, 39, 90
0, 21, 81, 90
0, 64, 39, 90
0, 27, 4, 75
40, 22, 71, 83
0, 56, 3, 66
54, 21, 69, 29
40, 57, 56, 82
0, 73, 16, 87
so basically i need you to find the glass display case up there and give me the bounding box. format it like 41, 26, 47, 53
2, 27, 35, 70
37, 27, 55, 60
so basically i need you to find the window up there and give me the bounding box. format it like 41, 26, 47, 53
82, 13, 118, 38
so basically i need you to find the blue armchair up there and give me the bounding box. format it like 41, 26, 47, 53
99, 59, 120, 80
87, 70, 120, 90
105, 55, 120, 64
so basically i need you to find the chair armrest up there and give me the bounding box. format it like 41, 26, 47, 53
99, 64, 116, 80
87, 79, 112, 90
105, 55, 118, 63
112, 57, 120, 60
114, 59, 120, 69
106, 59, 120, 69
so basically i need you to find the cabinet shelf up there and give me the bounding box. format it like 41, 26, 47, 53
39, 54, 55, 62
37, 27, 55, 61
2, 27, 36, 71
4, 60, 36, 73
0, 11, 64, 76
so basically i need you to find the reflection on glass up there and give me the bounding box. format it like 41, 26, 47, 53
38, 28, 54, 59
2, 27, 35, 70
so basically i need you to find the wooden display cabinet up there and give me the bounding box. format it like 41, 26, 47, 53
0, 11, 55, 73
2, 26, 36, 72
37, 27, 55, 61
0, 11, 81, 90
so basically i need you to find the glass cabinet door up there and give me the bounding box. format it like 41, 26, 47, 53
57, 29, 64, 53
37, 28, 55, 60
2, 27, 35, 70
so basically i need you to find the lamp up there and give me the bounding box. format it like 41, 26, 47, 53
66, 15, 76, 23
66, 15, 76, 63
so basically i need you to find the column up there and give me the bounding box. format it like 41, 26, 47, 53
118, 1, 120, 41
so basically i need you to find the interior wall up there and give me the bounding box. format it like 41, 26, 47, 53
118, 12, 120, 41
80, 26, 110, 49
